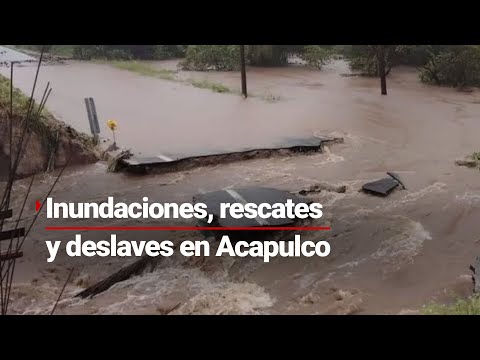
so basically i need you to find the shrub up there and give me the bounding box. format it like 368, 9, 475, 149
72, 46, 132, 60
299, 45, 332, 70
246, 45, 290, 67
346, 45, 429, 76
419, 45, 480, 88
180, 45, 304, 71
180, 45, 240, 71
154, 45, 187, 59
71, 45, 186, 61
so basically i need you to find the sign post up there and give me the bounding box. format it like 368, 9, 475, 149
84, 97, 101, 144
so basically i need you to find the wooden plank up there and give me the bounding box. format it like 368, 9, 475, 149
0, 209, 13, 220
0, 251, 23, 261
0, 228, 25, 241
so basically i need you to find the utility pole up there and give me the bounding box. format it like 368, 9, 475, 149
377, 45, 387, 95
240, 45, 247, 98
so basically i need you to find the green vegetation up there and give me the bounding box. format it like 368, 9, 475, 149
69, 45, 186, 61
471, 152, 480, 162
104, 60, 234, 94
0, 74, 49, 117
419, 46, 480, 88
20, 44, 480, 93
345, 45, 480, 88
346, 45, 411, 76
299, 45, 333, 70
422, 296, 480, 315
108, 61, 176, 80
247, 45, 292, 67
0, 74, 59, 160
181, 45, 241, 71
179, 45, 336, 71
14, 45, 74, 57
190, 79, 231, 93
15, 45, 480, 89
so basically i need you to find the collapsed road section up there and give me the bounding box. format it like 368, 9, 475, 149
112, 136, 344, 175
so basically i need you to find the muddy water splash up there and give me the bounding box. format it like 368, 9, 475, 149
4, 59, 480, 314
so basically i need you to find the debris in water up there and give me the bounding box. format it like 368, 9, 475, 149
455, 159, 479, 169
456, 152, 480, 169
193, 187, 309, 242
339, 73, 362, 77
75, 255, 160, 299
107, 150, 132, 173
470, 257, 480, 293
362, 172, 406, 197
195, 187, 308, 226
387, 172, 407, 190
299, 182, 347, 195
157, 302, 182, 315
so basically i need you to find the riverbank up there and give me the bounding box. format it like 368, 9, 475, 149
0, 74, 100, 179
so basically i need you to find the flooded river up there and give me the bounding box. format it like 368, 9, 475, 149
2, 59, 480, 314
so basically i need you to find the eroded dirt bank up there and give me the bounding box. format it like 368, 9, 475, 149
0, 75, 100, 180
2, 60, 480, 314
0, 113, 100, 179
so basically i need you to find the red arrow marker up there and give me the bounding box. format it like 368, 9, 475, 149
36, 200, 41, 212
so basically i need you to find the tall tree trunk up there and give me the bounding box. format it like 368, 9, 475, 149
377, 45, 387, 95
240, 45, 247, 98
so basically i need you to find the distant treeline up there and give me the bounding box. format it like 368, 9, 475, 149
17, 45, 480, 88
72, 45, 187, 60
16, 45, 187, 60
345, 45, 480, 88
179, 45, 480, 88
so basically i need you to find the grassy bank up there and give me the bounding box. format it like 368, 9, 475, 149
0, 74, 99, 177
100, 60, 287, 100
105, 60, 235, 94
108, 61, 176, 81
189, 79, 231, 93
421, 296, 480, 315
0, 73, 45, 115
1, 74, 64, 159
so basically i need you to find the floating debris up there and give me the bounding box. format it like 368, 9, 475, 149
470, 257, 480, 294
106, 150, 133, 173
76, 255, 160, 299
362, 172, 406, 197
456, 159, 478, 168
299, 182, 347, 195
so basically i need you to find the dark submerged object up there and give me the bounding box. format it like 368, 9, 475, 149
193, 187, 309, 241
362, 172, 406, 196
470, 257, 480, 294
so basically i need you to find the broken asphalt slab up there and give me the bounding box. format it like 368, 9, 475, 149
116, 136, 344, 174
362, 172, 406, 197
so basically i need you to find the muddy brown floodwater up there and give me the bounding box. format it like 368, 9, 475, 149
2, 59, 480, 314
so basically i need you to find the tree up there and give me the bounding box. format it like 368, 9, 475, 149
240, 45, 247, 98
348, 45, 402, 95
246, 45, 289, 66
419, 45, 480, 88
374, 45, 388, 95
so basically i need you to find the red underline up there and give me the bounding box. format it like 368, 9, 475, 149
45, 226, 331, 231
